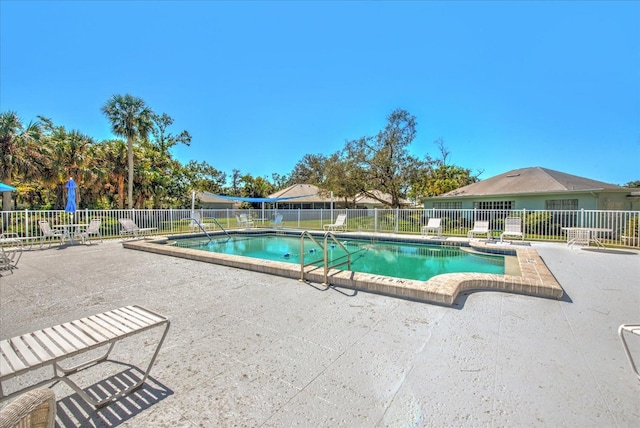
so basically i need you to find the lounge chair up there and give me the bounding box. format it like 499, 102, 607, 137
236, 214, 254, 228
619, 324, 640, 380
1, 246, 22, 274
0, 305, 170, 408
467, 220, 491, 240
270, 213, 284, 229
500, 217, 524, 242
421, 218, 442, 237
119, 218, 158, 239
324, 214, 347, 231
0, 388, 56, 428
38, 221, 65, 248
75, 218, 103, 244
190, 212, 215, 232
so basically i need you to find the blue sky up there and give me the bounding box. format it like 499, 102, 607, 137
1, 1, 638, 186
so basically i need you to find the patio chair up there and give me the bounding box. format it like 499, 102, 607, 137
324, 214, 347, 231
421, 218, 442, 237
75, 218, 103, 244
236, 214, 254, 228
118, 218, 158, 240
1, 246, 22, 274
0, 388, 56, 428
38, 221, 65, 248
618, 324, 640, 380
467, 220, 491, 240
500, 217, 524, 242
190, 212, 215, 232
270, 213, 284, 229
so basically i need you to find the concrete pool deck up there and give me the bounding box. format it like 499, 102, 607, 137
1, 239, 639, 426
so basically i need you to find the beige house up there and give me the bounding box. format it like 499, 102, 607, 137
423, 167, 639, 211
268, 184, 411, 209
195, 192, 239, 209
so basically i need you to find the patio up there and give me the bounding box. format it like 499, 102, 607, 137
1, 239, 639, 426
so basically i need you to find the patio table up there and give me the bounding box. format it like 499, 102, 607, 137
55, 223, 89, 245
562, 227, 611, 248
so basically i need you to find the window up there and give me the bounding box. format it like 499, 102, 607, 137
433, 201, 462, 209
545, 199, 578, 210
473, 201, 514, 210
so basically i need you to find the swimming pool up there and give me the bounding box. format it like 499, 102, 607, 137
171, 234, 504, 281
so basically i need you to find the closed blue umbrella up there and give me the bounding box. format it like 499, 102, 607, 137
0, 182, 17, 192
65, 178, 77, 213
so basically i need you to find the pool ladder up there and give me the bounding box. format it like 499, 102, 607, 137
299, 231, 351, 285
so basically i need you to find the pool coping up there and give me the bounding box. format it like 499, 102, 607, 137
122, 232, 564, 306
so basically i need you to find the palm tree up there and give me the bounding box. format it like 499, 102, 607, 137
101, 94, 153, 209
0, 111, 41, 210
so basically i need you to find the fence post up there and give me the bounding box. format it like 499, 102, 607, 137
24, 208, 29, 239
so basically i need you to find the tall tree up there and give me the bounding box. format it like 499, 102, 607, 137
0, 111, 42, 210
345, 109, 423, 207
101, 94, 154, 209
289, 154, 327, 185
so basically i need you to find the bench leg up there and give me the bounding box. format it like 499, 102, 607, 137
59, 321, 170, 408
54, 343, 116, 375
619, 324, 640, 380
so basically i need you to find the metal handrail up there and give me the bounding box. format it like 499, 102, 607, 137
188, 217, 222, 242
323, 232, 351, 285
299, 231, 325, 282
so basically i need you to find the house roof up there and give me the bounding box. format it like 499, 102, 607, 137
436, 167, 626, 198
355, 190, 412, 206
268, 184, 330, 203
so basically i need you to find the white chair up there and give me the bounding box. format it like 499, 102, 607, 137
190, 212, 215, 232
118, 218, 157, 239
324, 214, 347, 231
236, 214, 254, 228
38, 221, 65, 248
467, 220, 491, 240
421, 218, 442, 237
500, 217, 524, 242
1, 246, 22, 274
270, 213, 284, 229
75, 218, 103, 244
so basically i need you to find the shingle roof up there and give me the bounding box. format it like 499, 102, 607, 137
269, 184, 330, 202
438, 167, 625, 197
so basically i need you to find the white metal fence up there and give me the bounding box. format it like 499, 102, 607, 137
1, 208, 639, 248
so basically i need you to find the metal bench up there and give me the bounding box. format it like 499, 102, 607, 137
619, 324, 640, 380
0, 305, 170, 408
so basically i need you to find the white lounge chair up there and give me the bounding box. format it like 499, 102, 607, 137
421, 218, 442, 237
75, 218, 103, 244
38, 221, 65, 248
236, 214, 254, 228
270, 213, 284, 229
119, 218, 158, 239
619, 324, 640, 380
1, 246, 22, 274
467, 220, 491, 240
190, 212, 215, 232
324, 214, 347, 231
0, 305, 170, 408
0, 388, 56, 428
500, 217, 524, 242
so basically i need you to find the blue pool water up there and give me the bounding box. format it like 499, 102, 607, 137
172, 234, 504, 281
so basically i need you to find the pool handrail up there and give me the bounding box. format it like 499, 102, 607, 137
323, 232, 351, 285
299, 231, 325, 282
187, 217, 224, 242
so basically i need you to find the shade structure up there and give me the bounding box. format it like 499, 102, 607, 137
65, 178, 77, 213
0, 182, 17, 192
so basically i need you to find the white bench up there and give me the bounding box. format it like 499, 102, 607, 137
0, 305, 170, 408
619, 324, 640, 380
